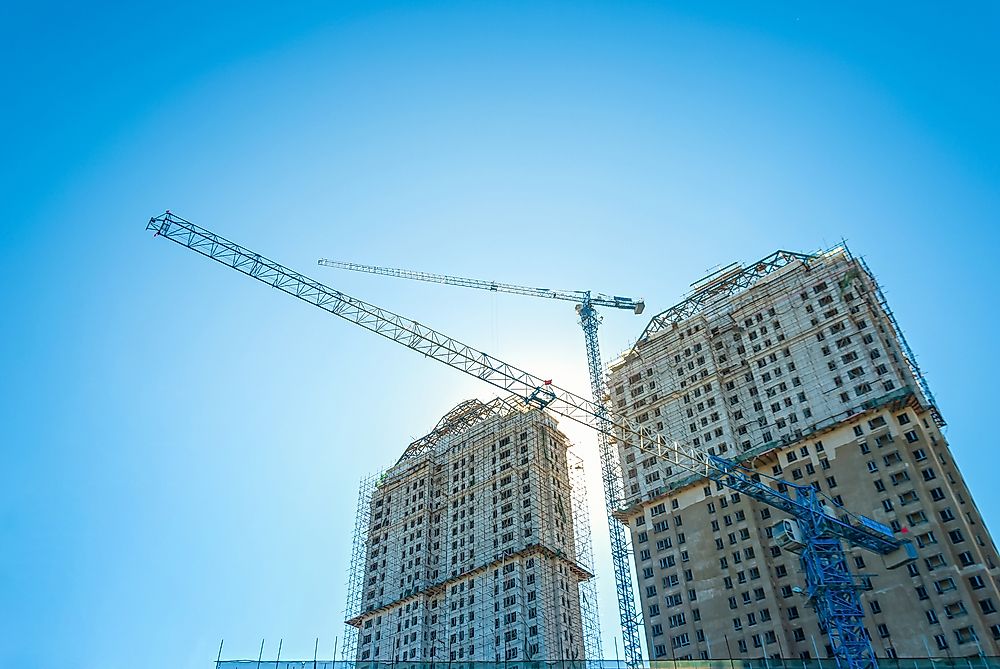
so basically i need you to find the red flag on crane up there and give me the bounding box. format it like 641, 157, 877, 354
543, 380, 552, 385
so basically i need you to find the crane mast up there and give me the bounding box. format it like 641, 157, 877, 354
317, 258, 647, 664
578, 300, 645, 666
149, 212, 911, 669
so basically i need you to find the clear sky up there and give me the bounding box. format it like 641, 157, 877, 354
2, 2, 998, 667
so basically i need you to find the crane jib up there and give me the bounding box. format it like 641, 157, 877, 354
149, 212, 904, 557
150, 211, 910, 669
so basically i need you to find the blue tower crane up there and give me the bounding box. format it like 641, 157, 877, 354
317, 258, 646, 666
149, 212, 916, 669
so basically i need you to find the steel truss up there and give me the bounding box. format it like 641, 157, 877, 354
147, 212, 908, 669
396, 397, 522, 463
579, 300, 642, 665
316, 259, 644, 314
802, 537, 875, 669
639, 250, 815, 341
318, 259, 646, 665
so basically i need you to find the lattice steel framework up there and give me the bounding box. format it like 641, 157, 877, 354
706, 459, 882, 669
568, 448, 603, 662
633, 246, 940, 426
318, 257, 645, 665
802, 537, 875, 669
317, 259, 645, 314
397, 398, 520, 464
344, 470, 381, 662
147, 211, 909, 669
578, 301, 641, 665
638, 250, 815, 341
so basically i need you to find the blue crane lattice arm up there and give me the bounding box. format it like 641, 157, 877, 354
150, 212, 908, 669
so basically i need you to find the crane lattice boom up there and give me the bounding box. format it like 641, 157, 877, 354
149, 211, 908, 669
150, 211, 901, 552
317, 259, 646, 314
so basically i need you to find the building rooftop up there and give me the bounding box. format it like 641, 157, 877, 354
396, 396, 525, 463
637, 248, 830, 343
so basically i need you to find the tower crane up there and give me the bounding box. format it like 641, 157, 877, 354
147, 211, 915, 669
317, 258, 647, 665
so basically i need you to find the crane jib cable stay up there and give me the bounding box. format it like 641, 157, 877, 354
317, 257, 647, 666
147, 212, 915, 669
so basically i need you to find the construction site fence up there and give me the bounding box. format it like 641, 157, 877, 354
217, 659, 1000, 669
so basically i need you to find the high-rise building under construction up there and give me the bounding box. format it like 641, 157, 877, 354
608, 247, 1000, 660
344, 398, 601, 663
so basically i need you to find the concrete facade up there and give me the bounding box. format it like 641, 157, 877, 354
347, 400, 596, 662
608, 248, 1000, 659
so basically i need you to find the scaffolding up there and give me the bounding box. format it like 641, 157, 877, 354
345, 470, 383, 662
610, 244, 940, 510
637, 251, 817, 342
604, 245, 969, 663
850, 254, 943, 426
568, 449, 603, 662
345, 397, 602, 663
629, 245, 940, 420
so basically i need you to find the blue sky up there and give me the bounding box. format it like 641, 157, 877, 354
2, 2, 998, 667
